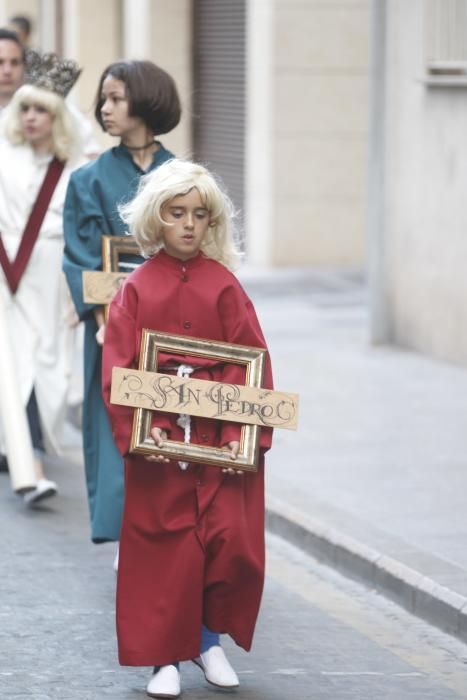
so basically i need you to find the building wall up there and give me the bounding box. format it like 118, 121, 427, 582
371, 0, 467, 364
149, 0, 192, 158
0, 1, 192, 154
1, 0, 369, 270
65, 0, 121, 149
0, 0, 40, 44
65, 0, 192, 155
247, 0, 370, 267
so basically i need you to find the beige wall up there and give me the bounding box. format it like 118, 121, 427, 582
67, 0, 121, 145
247, 0, 369, 267
0, 0, 39, 44
149, 0, 192, 158
273, 0, 369, 266
63, 0, 192, 154
371, 0, 467, 365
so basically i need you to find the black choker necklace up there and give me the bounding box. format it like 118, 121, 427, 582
124, 139, 156, 151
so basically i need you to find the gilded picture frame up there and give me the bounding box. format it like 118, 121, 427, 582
102, 234, 141, 273
130, 330, 267, 472
101, 234, 141, 317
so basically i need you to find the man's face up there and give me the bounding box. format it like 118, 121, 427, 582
0, 40, 24, 105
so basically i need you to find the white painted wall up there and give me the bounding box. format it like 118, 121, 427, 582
371, 0, 467, 364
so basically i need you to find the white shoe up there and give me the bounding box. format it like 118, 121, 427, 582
193, 645, 239, 688
23, 478, 57, 506
146, 665, 180, 698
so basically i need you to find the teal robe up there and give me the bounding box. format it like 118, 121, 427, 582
63, 143, 174, 542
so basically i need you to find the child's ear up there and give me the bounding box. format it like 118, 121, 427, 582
208, 220, 216, 228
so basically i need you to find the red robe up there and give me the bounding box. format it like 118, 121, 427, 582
102, 249, 273, 666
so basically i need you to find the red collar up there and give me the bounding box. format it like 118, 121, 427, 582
154, 248, 206, 270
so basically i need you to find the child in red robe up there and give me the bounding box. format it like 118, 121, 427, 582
102, 159, 273, 699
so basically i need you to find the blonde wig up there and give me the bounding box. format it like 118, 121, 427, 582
4, 84, 81, 161
119, 159, 242, 271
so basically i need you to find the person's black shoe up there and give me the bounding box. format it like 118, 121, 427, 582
0, 454, 9, 473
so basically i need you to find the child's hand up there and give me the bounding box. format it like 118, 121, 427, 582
222, 441, 243, 475
95, 324, 106, 345
145, 427, 170, 463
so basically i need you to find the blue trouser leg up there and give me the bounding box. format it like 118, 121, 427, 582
153, 625, 220, 671
200, 624, 220, 653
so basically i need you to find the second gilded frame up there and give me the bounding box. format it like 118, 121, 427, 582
102, 234, 141, 273
102, 234, 141, 316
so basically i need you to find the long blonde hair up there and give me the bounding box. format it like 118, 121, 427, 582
119, 159, 242, 271
3, 84, 81, 161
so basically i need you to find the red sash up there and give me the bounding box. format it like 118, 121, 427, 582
0, 157, 65, 294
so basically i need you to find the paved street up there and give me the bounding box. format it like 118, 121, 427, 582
241, 266, 467, 576
239, 267, 467, 637
1, 449, 467, 700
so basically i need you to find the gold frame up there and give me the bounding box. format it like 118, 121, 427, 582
101, 235, 141, 317
130, 330, 267, 472
102, 234, 141, 273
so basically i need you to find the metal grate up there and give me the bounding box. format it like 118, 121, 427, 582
192, 0, 246, 223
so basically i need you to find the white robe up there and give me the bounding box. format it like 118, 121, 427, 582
0, 140, 84, 454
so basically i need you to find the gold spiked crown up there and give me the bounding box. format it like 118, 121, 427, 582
24, 50, 81, 97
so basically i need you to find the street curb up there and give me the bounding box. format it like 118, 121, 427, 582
266, 494, 467, 644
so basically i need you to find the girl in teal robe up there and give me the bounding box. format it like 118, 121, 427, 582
63, 60, 180, 543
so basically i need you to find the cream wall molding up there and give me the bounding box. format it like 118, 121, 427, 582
40, 0, 57, 52
123, 0, 150, 59
245, 0, 274, 266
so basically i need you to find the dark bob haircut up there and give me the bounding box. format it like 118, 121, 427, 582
94, 60, 181, 135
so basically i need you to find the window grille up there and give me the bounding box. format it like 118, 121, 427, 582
425, 0, 467, 84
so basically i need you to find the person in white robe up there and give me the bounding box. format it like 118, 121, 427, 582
0, 59, 86, 505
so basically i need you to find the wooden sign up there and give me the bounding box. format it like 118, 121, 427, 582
82, 270, 129, 304
111, 367, 298, 430
112, 329, 299, 472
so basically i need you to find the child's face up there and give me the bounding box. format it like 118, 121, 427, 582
100, 76, 143, 137
19, 101, 54, 150
160, 188, 211, 261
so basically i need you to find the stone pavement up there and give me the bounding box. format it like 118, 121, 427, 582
239, 265, 467, 644
4, 460, 467, 699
